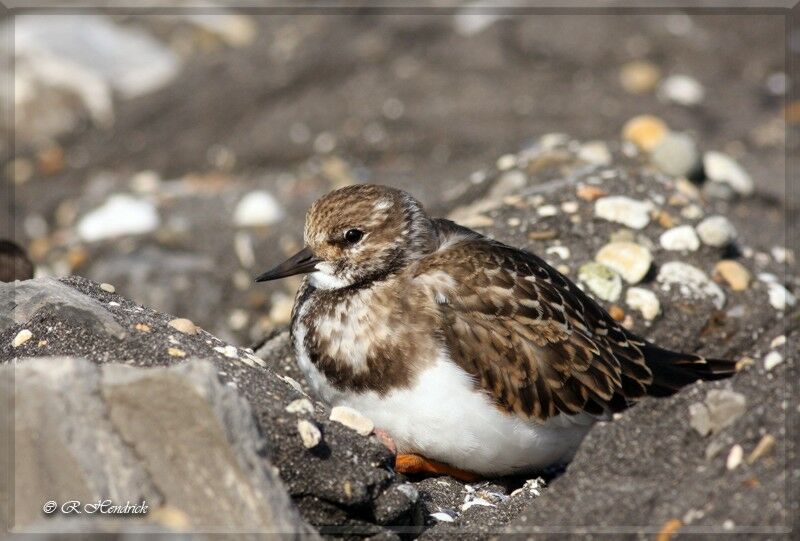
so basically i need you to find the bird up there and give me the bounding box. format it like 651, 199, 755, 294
255, 184, 736, 479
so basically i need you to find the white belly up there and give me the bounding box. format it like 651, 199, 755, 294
295, 336, 595, 475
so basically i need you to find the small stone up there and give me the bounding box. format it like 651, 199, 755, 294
297, 419, 322, 449
527, 230, 557, 241
771, 246, 791, 264
659, 74, 705, 106
545, 246, 570, 260
507, 217, 521, 227
330, 406, 374, 436
619, 60, 661, 94
726, 444, 744, 470
659, 225, 700, 252
681, 204, 704, 220
167, 347, 186, 358
657, 262, 725, 309
703, 151, 754, 196
763, 351, 783, 371
595, 241, 653, 284
578, 262, 622, 302
496, 154, 517, 171
746, 434, 776, 464
656, 210, 677, 229
561, 201, 579, 214
168, 318, 198, 335
766, 282, 796, 311
99, 282, 116, 293
608, 304, 625, 322
233, 190, 285, 227
577, 141, 612, 165
286, 398, 315, 415
735, 357, 755, 371
537, 205, 558, 217
706, 389, 746, 433
713, 261, 751, 291
626, 287, 660, 321
770, 335, 786, 349
576, 184, 608, 202
688, 402, 711, 436
214, 345, 239, 359
622, 115, 669, 152
696, 216, 737, 247
594, 196, 653, 230
134, 323, 151, 332
651, 131, 700, 178
77, 194, 160, 242
12, 329, 33, 348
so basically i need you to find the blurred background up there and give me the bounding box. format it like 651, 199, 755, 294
2, 5, 796, 345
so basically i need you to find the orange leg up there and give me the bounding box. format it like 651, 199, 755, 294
395, 453, 483, 483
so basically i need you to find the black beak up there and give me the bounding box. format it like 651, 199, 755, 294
255, 246, 321, 282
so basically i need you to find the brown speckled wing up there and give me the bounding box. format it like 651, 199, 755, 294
415, 235, 653, 421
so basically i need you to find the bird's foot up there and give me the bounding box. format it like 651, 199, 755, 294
395, 453, 483, 482
373, 427, 397, 455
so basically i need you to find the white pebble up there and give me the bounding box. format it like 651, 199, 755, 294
233, 190, 284, 227
596, 242, 653, 284
297, 419, 322, 449
496, 154, 517, 171
659, 225, 700, 251
214, 345, 239, 359
594, 196, 653, 230
657, 261, 725, 309
726, 444, 743, 470
12, 329, 32, 348
659, 74, 705, 106
696, 215, 737, 247
577, 141, 612, 165
99, 282, 116, 293
330, 405, 374, 436
578, 262, 622, 302
703, 151, 754, 196
77, 194, 160, 242
561, 201, 579, 214
763, 351, 784, 371
770, 335, 786, 349
430, 512, 455, 523
537, 205, 558, 217
545, 246, 570, 260
168, 318, 198, 335
681, 204, 704, 220
766, 282, 796, 311
625, 287, 660, 321
286, 398, 315, 415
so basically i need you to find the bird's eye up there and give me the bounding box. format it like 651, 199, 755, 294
344, 228, 364, 244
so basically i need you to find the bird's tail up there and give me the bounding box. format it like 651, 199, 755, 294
642, 344, 737, 397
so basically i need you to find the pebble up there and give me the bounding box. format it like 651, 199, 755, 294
688, 402, 711, 436
705, 389, 746, 433
576, 185, 608, 202
713, 260, 751, 291
578, 262, 622, 302
214, 345, 239, 359
763, 351, 783, 371
134, 323, 151, 332
168, 318, 198, 335
726, 444, 743, 470
770, 335, 786, 348
680, 204, 704, 220
608, 304, 625, 322
766, 282, 796, 311
577, 141, 612, 165
297, 419, 322, 449
771, 246, 791, 264
330, 405, 374, 436
619, 60, 661, 94
561, 201, 579, 214
167, 347, 186, 358
12, 329, 33, 348
696, 215, 737, 247
99, 282, 116, 293
596, 242, 652, 284
233, 190, 284, 227
77, 194, 160, 242
545, 246, 570, 260
659, 225, 700, 252
659, 74, 705, 106
625, 287, 660, 321
622, 115, 669, 152
703, 151, 754, 195
651, 131, 699, 178
537, 205, 558, 217
657, 262, 725, 309
746, 434, 776, 464
286, 398, 315, 415
496, 154, 517, 171
594, 196, 653, 230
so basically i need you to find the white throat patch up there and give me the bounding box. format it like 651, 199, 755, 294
309, 263, 351, 290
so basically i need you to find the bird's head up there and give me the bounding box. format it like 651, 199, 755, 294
256, 184, 435, 290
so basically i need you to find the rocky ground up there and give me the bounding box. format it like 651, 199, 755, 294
2, 7, 797, 539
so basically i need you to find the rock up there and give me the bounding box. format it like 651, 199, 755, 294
713, 260, 751, 291
286, 398, 315, 415
233, 190, 284, 227
496, 154, 517, 170
696, 215, 737, 247
578, 262, 622, 302
703, 151, 754, 196
77, 194, 160, 242
297, 419, 323, 449
168, 318, 198, 335
330, 405, 375, 436
705, 389, 747, 433
99, 282, 116, 293
625, 287, 660, 321
622, 115, 669, 152
651, 131, 700, 177
577, 141, 612, 165
659, 225, 700, 252
746, 435, 776, 464
726, 444, 744, 470
769, 335, 786, 348
594, 196, 653, 230
12, 329, 33, 348
657, 262, 726, 309
576, 184, 608, 202
619, 60, 661, 94
659, 74, 705, 106
4, 357, 316, 535
596, 241, 652, 284
765, 282, 796, 311
763, 350, 783, 371
689, 402, 712, 436
537, 204, 558, 217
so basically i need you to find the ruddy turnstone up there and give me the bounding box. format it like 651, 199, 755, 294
256, 185, 735, 479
